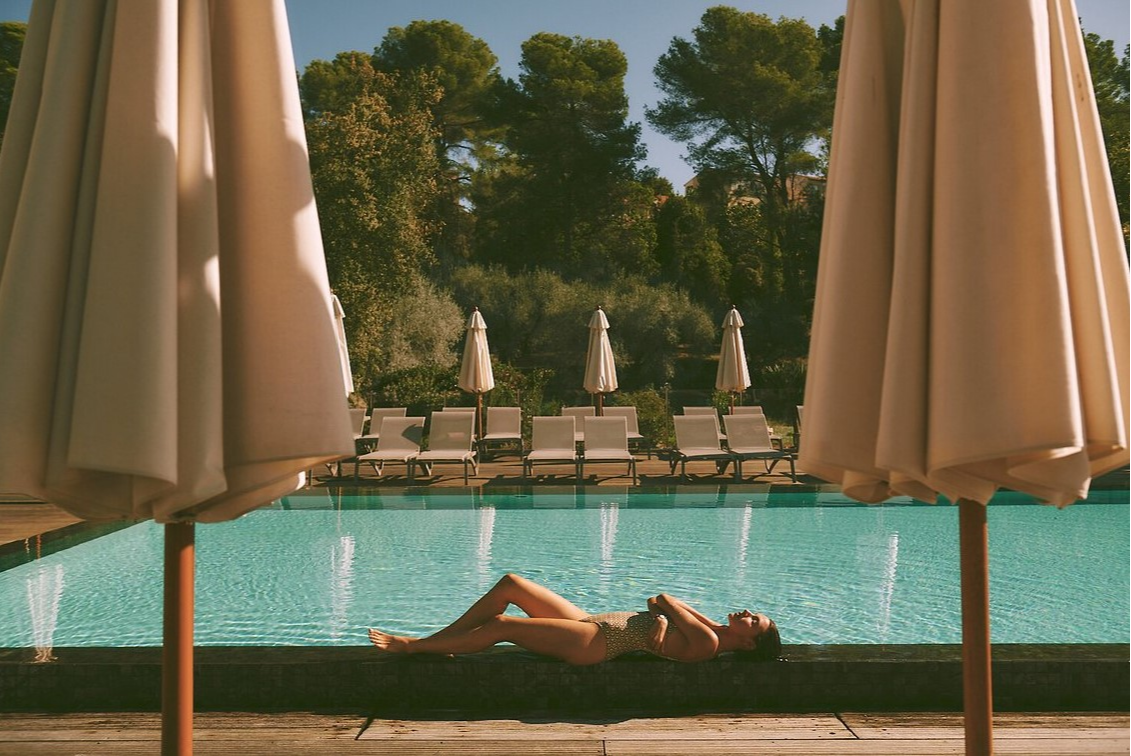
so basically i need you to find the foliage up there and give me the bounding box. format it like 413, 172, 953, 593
613, 388, 674, 448
654, 195, 729, 305
0, 21, 25, 149
472, 33, 656, 279
485, 361, 555, 438
373, 20, 504, 267
447, 265, 715, 394
370, 363, 460, 415
373, 20, 503, 162
1082, 33, 1130, 249
751, 357, 807, 420
649, 9, 835, 362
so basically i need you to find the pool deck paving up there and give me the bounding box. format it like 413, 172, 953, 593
0, 710, 1128, 755
1, 460, 1128, 755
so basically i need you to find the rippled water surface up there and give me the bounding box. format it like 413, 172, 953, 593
1, 489, 1126, 647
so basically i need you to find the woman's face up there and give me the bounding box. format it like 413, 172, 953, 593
727, 609, 772, 645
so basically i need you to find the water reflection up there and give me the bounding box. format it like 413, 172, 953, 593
477, 506, 496, 586
329, 536, 355, 642
878, 533, 900, 641
598, 502, 619, 596
26, 564, 64, 662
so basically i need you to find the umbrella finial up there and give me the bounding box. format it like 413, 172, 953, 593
472, 306, 479, 312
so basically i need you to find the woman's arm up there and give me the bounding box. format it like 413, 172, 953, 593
651, 593, 718, 661
648, 594, 720, 628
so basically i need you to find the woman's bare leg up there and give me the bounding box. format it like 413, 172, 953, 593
370, 615, 605, 665
417, 573, 588, 643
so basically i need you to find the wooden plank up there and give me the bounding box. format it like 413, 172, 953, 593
0, 743, 603, 756
0, 713, 365, 741
842, 712, 1131, 740
359, 714, 851, 741
607, 738, 1131, 755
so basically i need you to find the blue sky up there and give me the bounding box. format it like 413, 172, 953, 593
2, 0, 1127, 188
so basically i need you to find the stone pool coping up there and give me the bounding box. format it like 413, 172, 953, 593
1, 643, 1125, 714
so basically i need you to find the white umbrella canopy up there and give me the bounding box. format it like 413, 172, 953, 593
0, 0, 355, 752
715, 306, 751, 410
457, 306, 495, 437
332, 294, 355, 397
583, 306, 618, 413
802, 0, 1129, 751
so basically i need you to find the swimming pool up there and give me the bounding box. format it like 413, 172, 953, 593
0, 488, 1126, 649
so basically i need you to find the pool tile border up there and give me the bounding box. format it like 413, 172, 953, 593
1, 643, 1125, 714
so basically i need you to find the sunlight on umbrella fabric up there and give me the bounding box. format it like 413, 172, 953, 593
583, 306, 618, 395
0, 0, 355, 523
332, 294, 355, 397
715, 306, 751, 394
801, 0, 1129, 509
458, 308, 495, 394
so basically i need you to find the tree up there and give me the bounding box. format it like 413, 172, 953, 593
0, 21, 26, 149
374, 21, 504, 267
473, 33, 655, 279
654, 195, 728, 306
649, 9, 835, 364
1082, 30, 1129, 248
303, 64, 447, 391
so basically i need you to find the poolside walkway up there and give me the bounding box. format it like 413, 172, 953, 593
0, 711, 1128, 754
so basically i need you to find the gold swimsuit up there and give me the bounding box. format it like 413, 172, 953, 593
582, 611, 674, 660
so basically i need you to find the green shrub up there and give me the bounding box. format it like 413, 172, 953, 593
612, 387, 674, 448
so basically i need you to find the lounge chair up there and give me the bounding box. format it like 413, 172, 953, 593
412, 411, 479, 484
332, 407, 372, 477
723, 414, 796, 482
561, 406, 596, 444
794, 405, 805, 452
682, 406, 726, 442
728, 405, 781, 447
603, 406, 646, 455
669, 415, 736, 480
357, 407, 407, 450
353, 416, 425, 480
580, 416, 637, 484
523, 416, 579, 480
481, 407, 524, 459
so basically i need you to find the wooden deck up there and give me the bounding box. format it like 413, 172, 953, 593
0, 711, 1127, 754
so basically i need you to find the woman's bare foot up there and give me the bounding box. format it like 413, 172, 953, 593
368, 628, 413, 653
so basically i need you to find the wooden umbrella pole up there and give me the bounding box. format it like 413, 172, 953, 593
476, 393, 484, 440
596, 392, 604, 416
958, 498, 993, 756
163, 521, 195, 756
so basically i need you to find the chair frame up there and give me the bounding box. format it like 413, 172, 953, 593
480, 406, 524, 459
724, 414, 796, 482
522, 416, 579, 480
353, 416, 425, 480
412, 411, 479, 484
669, 415, 737, 480
579, 416, 637, 485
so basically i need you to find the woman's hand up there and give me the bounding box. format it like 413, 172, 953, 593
647, 614, 669, 654
647, 595, 664, 616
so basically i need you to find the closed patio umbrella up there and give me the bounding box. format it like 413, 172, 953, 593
802, 1, 1129, 753
457, 307, 495, 439
331, 294, 355, 397
715, 306, 751, 414
583, 306, 618, 415
0, 1, 355, 754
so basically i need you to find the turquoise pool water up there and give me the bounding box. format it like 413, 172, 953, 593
0, 488, 1126, 648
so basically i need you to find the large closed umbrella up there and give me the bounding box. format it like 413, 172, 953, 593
802, 1, 1129, 753
331, 293, 355, 397
583, 306, 618, 414
715, 306, 751, 413
0, 1, 355, 754
457, 306, 495, 438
